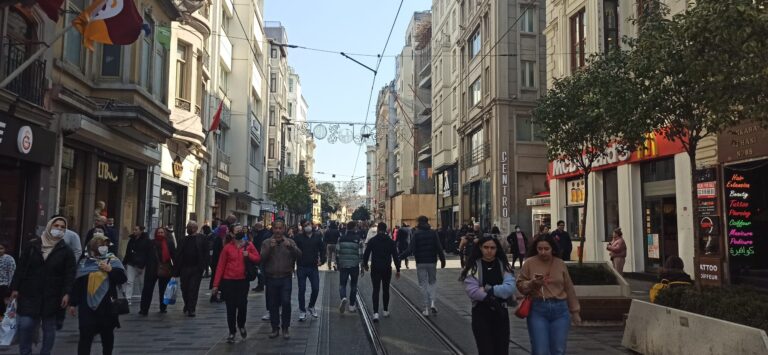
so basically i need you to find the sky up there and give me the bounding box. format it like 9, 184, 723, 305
264, 0, 432, 193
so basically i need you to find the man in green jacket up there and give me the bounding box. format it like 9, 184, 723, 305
337, 221, 363, 313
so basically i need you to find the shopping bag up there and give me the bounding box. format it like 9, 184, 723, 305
0, 300, 17, 346
163, 278, 178, 305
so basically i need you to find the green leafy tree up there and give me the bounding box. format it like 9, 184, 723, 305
317, 182, 341, 215
628, 0, 768, 279
534, 50, 646, 264
351, 205, 371, 222
270, 174, 313, 216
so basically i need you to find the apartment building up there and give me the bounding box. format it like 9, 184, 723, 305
374, 82, 395, 223
264, 23, 290, 222
455, 0, 548, 235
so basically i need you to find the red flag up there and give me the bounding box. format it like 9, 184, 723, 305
13, 1, 61, 22
73, 0, 144, 50
209, 100, 224, 132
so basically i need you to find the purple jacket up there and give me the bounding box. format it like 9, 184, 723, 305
464, 260, 516, 303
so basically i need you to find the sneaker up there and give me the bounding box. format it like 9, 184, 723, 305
373, 313, 379, 322
268, 329, 280, 339
283, 328, 291, 339
254, 285, 265, 292
431, 306, 438, 314
422, 308, 430, 317
299, 312, 307, 322
262, 313, 271, 321
308, 307, 319, 318
239, 327, 247, 339
226, 333, 236, 343
383, 310, 390, 318
348, 305, 357, 313
339, 298, 348, 314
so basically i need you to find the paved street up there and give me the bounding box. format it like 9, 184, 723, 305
0, 257, 636, 354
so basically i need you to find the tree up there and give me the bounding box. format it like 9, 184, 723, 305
628, 0, 768, 282
270, 174, 313, 216
317, 182, 341, 215
534, 49, 646, 264
351, 205, 371, 222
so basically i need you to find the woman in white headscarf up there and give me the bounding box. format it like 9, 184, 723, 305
10, 216, 76, 355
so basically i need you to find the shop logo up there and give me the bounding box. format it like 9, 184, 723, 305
0, 121, 5, 143
636, 132, 658, 159
17, 126, 33, 154
98, 161, 119, 182
172, 156, 183, 178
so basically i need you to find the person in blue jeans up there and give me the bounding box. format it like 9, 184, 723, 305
517, 234, 581, 355
260, 221, 301, 339
337, 221, 363, 313
295, 222, 326, 321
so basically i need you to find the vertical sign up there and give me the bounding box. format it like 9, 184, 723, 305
725, 172, 755, 258
500, 151, 509, 218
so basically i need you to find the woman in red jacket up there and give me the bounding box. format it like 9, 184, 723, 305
212, 225, 260, 343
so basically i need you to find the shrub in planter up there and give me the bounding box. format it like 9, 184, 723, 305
655, 286, 768, 332
567, 264, 618, 285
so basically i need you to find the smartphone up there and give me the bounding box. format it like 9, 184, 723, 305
534, 273, 544, 280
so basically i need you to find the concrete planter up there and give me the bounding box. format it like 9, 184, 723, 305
568, 261, 631, 297
622, 299, 768, 355
567, 262, 632, 322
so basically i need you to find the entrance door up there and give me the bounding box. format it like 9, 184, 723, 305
643, 197, 678, 272
0, 163, 23, 254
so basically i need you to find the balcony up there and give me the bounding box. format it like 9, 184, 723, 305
202, 49, 210, 73
194, 105, 201, 115
461, 143, 490, 167
2, 40, 45, 106
175, 97, 192, 111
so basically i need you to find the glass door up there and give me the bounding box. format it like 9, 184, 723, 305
643, 197, 678, 272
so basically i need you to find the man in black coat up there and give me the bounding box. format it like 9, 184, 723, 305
175, 221, 209, 317
551, 220, 573, 261
322, 222, 341, 271
123, 226, 151, 303
399, 216, 445, 316
363, 222, 401, 320
251, 222, 272, 292
294, 223, 326, 321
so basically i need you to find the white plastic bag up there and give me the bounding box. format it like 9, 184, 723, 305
163, 278, 178, 305
0, 300, 17, 346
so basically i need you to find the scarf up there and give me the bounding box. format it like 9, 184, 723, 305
41, 217, 67, 260
76, 255, 125, 310
155, 234, 171, 263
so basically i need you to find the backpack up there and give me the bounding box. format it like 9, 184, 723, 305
649, 279, 692, 303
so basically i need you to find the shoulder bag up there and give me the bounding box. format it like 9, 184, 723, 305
515, 260, 553, 319
243, 242, 258, 282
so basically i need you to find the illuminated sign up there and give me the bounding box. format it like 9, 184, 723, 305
725, 173, 755, 257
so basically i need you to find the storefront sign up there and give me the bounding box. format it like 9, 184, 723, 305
98, 161, 119, 182
442, 171, 451, 197
647, 234, 660, 259
697, 256, 723, 286
697, 181, 716, 199
549, 130, 686, 179
566, 178, 585, 206
725, 172, 755, 258
717, 121, 768, 163
500, 151, 509, 218
0, 114, 55, 166
172, 156, 183, 179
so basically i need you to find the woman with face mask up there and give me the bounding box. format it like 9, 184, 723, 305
10, 216, 76, 355
139, 227, 176, 316
212, 225, 261, 343
68, 235, 127, 355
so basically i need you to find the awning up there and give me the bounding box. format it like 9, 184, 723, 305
61, 113, 161, 165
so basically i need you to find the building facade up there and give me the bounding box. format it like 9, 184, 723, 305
264, 23, 289, 222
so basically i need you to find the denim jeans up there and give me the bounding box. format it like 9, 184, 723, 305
416, 263, 437, 309
527, 299, 571, 355
339, 267, 359, 306
18, 315, 57, 355
266, 276, 292, 330
297, 266, 320, 312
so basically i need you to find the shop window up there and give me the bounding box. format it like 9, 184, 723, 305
95, 160, 121, 220
565, 178, 585, 240
120, 167, 141, 256
641, 158, 675, 182
570, 8, 586, 71
59, 147, 86, 233
604, 0, 619, 52
603, 169, 619, 242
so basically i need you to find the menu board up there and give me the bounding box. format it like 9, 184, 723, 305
726, 172, 755, 258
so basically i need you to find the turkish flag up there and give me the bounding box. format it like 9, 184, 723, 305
209, 100, 224, 132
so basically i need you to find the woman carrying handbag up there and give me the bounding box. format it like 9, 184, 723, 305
517, 234, 580, 355
139, 227, 176, 315
460, 236, 516, 355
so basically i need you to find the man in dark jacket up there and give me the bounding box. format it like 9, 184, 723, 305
261, 220, 301, 339
123, 226, 151, 303
295, 222, 326, 321
399, 216, 446, 317
363, 222, 400, 321
337, 221, 363, 314
251, 222, 272, 292
396, 224, 410, 269
323, 222, 342, 271
175, 221, 209, 317
551, 220, 573, 261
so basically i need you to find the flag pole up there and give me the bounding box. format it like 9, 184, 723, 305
0, 24, 72, 89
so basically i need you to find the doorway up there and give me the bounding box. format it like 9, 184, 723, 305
643, 196, 678, 272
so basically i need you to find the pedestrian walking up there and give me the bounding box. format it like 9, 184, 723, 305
489, 226, 509, 255
122, 226, 150, 304
212, 228, 261, 343
260, 220, 300, 339
459, 224, 481, 268
201, 224, 214, 278
0, 243, 16, 317
507, 225, 529, 268
550, 221, 573, 261
460, 236, 516, 355
295, 223, 325, 322
363, 222, 400, 322
68, 235, 127, 355
517, 234, 581, 355
84, 216, 118, 256
11, 216, 76, 355
210, 225, 229, 302
51, 214, 82, 261
323, 221, 341, 271
399, 216, 446, 316
337, 221, 364, 314
139, 227, 176, 316
606, 227, 627, 274
175, 221, 209, 317
251, 222, 272, 292
395, 224, 410, 269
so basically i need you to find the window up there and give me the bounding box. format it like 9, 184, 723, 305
452, 87, 457, 109
64, 1, 85, 70
270, 72, 276, 92
604, 0, 619, 52
153, 35, 168, 102
175, 43, 189, 99
452, 49, 457, 72
221, 9, 230, 30
270, 45, 278, 58
520, 7, 535, 33
516, 116, 532, 141
570, 8, 586, 71
289, 78, 294, 92
217, 127, 227, 151
483, 67, 489, 95
268, 138, 275, 159
287, 127, 292, 142
249, 141, 259, 167
288, 102, 293, 117
286, 152, 292, 167
521, 61, 535, 88
100, 44, 121, 77
269, 105, 275, 126
268, 171, 274, 189
140, 16, 153, 89
470, 77, 481, 107
603, 169, 619, 242
469, 27, 481, 60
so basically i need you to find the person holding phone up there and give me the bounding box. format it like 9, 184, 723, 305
517, 234, 580, 355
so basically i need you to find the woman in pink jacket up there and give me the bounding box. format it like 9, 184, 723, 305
606, 228, 627, 274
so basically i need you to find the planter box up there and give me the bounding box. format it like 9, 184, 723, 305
622, 299, 768, 355
569, 262, 632, 322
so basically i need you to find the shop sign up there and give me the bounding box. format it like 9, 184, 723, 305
98, 161, 119, 182
442, 171, 451, 197
500, 151, 510, 218
172, 156, 183, 179
725, 172, 755, 258
17, 126, 32, 154
647, 234, 660, 259
236, 198, 249, 212
697, 256, 723, 286
717, 121, 768, 163
0, 114, 55, 166
566, 178, 585, 206
697, 182, 716, 199
549, 131, 686, 179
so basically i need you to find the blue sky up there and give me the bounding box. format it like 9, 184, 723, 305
264, 0, 431, 191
